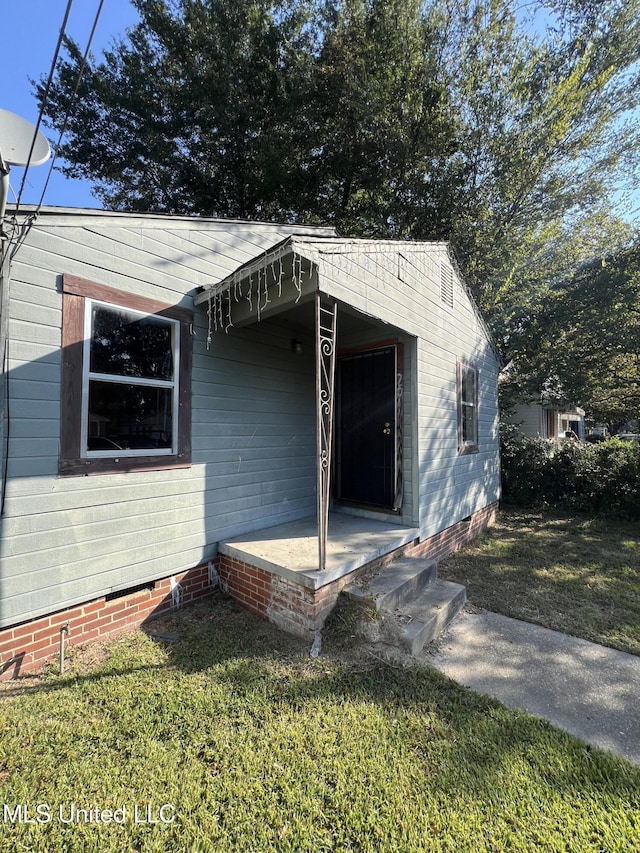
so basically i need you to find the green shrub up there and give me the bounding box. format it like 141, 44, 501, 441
500, 429, 640, 518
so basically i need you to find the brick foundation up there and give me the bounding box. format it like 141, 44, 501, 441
404, 500, 499, 563
0, 563, 214, 680
0, 501, 499, 678
217, 555, 353, 641
219, 501, 500, 640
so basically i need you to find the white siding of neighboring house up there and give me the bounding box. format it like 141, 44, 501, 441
505, 403, 585, 441
504, 403, 546, 438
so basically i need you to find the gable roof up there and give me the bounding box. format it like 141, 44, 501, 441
195, 234, 500, 361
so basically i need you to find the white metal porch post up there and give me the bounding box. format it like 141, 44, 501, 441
316, 294, 338, 571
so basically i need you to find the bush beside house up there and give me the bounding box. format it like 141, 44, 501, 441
500, 426, 640, 518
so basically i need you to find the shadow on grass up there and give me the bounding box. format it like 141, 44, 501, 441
439, 507, 640, 655
1, 588, 639, 853
150, 593, 640, 798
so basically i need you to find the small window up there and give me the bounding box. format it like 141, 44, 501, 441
457, 360, 479, 454
59, 275, 192, 475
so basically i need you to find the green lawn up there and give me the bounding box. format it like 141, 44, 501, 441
1, 580, 640, 852
439, 507, 640, 655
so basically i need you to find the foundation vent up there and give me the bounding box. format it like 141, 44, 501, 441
105, 581, 155, 602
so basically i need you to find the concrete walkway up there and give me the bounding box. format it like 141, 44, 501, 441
426, 610, 640, 766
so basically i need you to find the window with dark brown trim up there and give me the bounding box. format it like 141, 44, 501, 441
59, 275, 192, 476
457, 359, 479, 455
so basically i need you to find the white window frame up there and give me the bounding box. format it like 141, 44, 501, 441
81, 299, 180, 458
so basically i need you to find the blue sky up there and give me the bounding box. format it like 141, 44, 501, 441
2, 1, 638, 224
1, 1, 140, 208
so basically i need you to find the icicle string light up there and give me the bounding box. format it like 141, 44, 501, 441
204, 242, 320, 341
225, 289, 233, 333
246, 272, 253, 313
293, 252, 302, 303
261, 265, 271, 312
206, 292, 213, 349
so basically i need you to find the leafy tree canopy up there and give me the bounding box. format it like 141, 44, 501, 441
38, 0, 640, 421
502, 237, 640, 425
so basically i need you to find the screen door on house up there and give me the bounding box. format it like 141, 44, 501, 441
335, 345, 401, 510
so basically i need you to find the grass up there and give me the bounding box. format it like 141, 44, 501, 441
439, 507, 640, 656
1, 588, 640, 852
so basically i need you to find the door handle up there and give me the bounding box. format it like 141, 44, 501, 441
383, 422, 392, 435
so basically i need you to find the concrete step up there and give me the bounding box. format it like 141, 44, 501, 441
389, 579, 467, 656
345, 557, 438, 612
343, 556, 466, 655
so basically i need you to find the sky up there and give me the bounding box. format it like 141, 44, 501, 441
2, 1, 638, 223
1, 0, 140, 208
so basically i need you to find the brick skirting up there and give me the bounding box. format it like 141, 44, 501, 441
0, 563, 214, 680
0, 501, 499, 678
216, 556, 350, 641
404, 501, 499, 563
218, 500, 500, 641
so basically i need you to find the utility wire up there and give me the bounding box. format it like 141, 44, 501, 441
14, 0, 75, 211
2, 0, 105, 515
32, 0, 106, 213
10, 0, 105, 262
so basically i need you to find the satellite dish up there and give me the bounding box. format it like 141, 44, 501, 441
0, 108, 51, 167
0, 109, 51, 237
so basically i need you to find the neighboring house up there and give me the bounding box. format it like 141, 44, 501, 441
0, 208, 501, 676
504, 400, 586, 441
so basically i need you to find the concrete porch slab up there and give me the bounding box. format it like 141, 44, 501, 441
219, 513, 419, 590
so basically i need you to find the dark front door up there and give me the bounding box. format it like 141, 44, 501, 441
336, 345, 399, 510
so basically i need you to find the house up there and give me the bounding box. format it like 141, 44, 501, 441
0, 207, 501, 676
504, 400, 586, 441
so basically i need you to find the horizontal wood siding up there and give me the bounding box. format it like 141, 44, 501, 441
302, 239, 501, 540
1, 215, 322, 628
503, 403, 544, 438
2, 216, 499, 630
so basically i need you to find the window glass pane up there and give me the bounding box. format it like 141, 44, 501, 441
462, 403, 476, 444
90, 305, 174, 380
461, 367, 475, 404
87, 380, 173, 451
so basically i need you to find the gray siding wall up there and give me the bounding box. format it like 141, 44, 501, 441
298, 240, 501, 541
0, 214, 324, 628
1, 216, 500, 629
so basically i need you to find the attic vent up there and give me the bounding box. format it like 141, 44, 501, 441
440, 261, 454, 309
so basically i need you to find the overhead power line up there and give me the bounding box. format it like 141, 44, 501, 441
14, 0, 74, 212
15, 0, 106, 217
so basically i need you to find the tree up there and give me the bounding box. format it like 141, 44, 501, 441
426, 0, 640, 326
39, 0, 640, 373
503, 238, 640, 424
299, 0, 458, 238
41, 0, 459, 230
40, 0, 320, 217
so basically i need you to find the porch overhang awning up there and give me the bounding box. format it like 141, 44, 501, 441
193, 236, 319, 335
542, 401, 585, 417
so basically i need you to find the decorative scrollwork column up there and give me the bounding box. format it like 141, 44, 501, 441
316, 294, 337, 571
